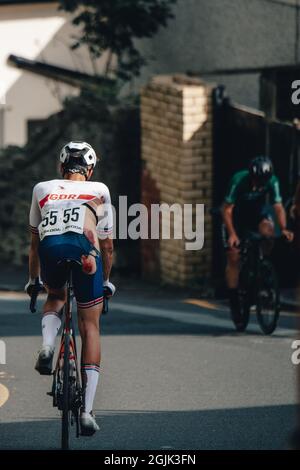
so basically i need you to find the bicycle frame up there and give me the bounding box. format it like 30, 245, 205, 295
30, 259, 110, 449
51, 262, 83, 448
237, 233, 281, 334
240, 236, 264, 274
240, 233, 280, 270
55, 267, 81, 392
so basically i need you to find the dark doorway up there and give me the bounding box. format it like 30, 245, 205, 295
212, 86, 300, 292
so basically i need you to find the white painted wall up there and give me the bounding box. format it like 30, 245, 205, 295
0, 2, 105, 147
1, 0, 298, 147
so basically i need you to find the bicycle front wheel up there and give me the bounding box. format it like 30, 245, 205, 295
256, 259, 280, 335
62, 332, 70, 450
233, 264, 251, 332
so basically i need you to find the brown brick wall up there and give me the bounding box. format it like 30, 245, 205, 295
140, 74, 215, 287
141, 167, 161, 280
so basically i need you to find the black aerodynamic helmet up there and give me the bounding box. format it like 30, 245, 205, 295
249, 156, 273, 185
60, 141, 97, 178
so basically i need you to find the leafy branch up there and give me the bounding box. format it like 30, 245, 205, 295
58, 0, 177, 82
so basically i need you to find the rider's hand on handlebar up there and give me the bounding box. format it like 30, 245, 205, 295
103, 280, 116, 298
281, 229, 294, 243
228, 233, 240, 249
25, 277, 44, 297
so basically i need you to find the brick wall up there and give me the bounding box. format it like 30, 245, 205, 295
140, 74, 214, 287
141, 166, 161, 280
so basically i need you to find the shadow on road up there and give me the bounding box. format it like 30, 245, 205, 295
0, 310, 229, 337
0, 404, 296, 450
0, 300, 296, 338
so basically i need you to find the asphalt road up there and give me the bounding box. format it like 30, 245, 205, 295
0, 286, 298, 450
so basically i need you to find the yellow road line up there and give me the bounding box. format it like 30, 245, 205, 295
0, 383, 9, 407
183, 298, 227, 311
183, 298, 300, 318
0, 291, 46, 300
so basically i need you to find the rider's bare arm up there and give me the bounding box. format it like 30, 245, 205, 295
223, 203, 237, 238
28, 185, 42, 282
273, 203, 294, 241
29, 232, 41, 280
100, 238, 113, 281
273, 203, 287, 231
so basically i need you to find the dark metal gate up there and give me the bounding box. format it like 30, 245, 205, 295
212, 86, 300, 291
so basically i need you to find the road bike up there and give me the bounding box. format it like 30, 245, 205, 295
30, 261, 109, 450
231, 233, 281, 335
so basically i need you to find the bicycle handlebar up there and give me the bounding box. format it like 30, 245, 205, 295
102, 286, 113, 315
225, 233, 288, 250
30, 292, 111, 314
30, 287, 112, 314
29, 279, 45, 313
102, 296, 109, 314
242, 233, 284, 242
30, 289, 39, 313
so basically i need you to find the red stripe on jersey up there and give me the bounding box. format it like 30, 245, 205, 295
39, 193, 96, 209
77, 194, 95, 201
39, 194, 50, 209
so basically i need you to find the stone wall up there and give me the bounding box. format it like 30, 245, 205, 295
140, 75, 214, 287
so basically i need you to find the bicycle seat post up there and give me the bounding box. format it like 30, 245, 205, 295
67, 261, 73, 290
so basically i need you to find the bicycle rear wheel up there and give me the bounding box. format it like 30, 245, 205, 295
61, 332, 70, 450
256, 259, 280, 335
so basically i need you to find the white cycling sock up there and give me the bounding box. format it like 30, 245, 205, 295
81, 364, 100, 414
41, 312, 61, 349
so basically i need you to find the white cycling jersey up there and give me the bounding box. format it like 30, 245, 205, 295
29, 179, 113, 241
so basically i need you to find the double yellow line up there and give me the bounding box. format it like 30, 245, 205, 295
0, 383, 9, 407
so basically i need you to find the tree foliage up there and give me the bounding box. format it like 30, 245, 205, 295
58, 0, 176, 81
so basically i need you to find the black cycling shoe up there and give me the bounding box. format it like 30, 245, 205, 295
35, 345, 54, 375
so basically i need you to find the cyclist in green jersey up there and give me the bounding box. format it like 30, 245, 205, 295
222, 156, 293, 320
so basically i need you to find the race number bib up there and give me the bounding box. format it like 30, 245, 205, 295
38, 205, 86, 240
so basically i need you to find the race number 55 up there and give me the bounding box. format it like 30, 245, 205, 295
62, 207, 80, 223
42, 210, 58, 227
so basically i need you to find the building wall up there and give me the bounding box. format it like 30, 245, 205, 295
1, 0, 297, 147
137, 0, 299, 109
141, 75, 214, 287
0, 2, 107, 147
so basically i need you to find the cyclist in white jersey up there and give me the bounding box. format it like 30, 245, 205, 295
25, 141, 115, 435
